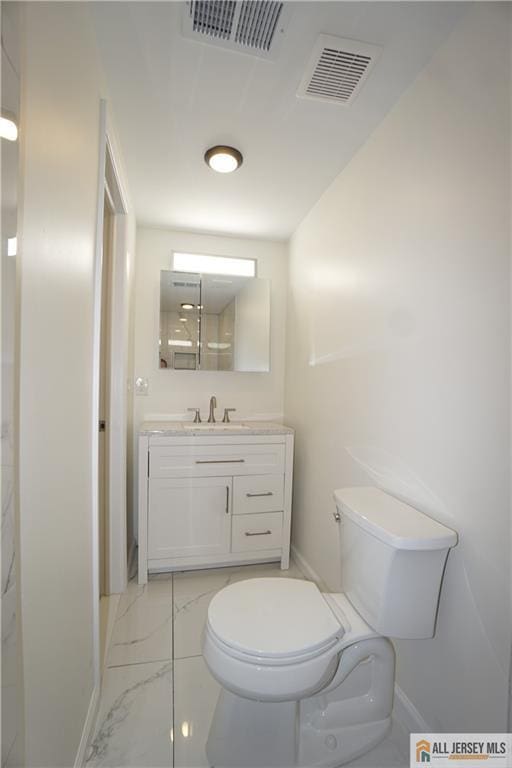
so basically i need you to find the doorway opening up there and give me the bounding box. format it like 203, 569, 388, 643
92, 105, 130, 685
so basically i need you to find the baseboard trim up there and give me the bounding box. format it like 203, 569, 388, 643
290, 544, 329, 591
74, 683, 100, 767
74, 594, 120, 767
393, 683, 431, 733
392, 683, 432, 755
102, 593, 120, 677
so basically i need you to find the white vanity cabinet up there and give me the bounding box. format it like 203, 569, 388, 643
138, 423, 294, 584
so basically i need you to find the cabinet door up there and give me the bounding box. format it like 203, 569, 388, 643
148, 477, 232, 560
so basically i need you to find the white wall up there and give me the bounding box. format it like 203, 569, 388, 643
285, 3, 510, 733
1, 4, 23, 766
17, 4, 135, 765
133, 227, 287, 424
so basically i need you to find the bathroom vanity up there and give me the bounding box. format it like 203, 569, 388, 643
137, 422, 294, 584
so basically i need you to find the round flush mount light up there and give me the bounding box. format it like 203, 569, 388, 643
181, 303, 195, 310
204, 145, 243, 174
0, 112, 18, 142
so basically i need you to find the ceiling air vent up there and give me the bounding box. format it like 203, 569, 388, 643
188, 0, 236, 41
297, 35, 381, 105
182, 1, 290, 60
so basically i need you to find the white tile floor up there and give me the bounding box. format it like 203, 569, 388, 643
86, 561, 408, 768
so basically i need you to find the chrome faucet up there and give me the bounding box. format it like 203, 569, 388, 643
208, 395, 217, 423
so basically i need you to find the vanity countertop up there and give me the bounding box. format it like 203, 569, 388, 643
139, 420, 294, 436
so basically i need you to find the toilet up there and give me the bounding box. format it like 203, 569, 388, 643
203, 486, 457, 768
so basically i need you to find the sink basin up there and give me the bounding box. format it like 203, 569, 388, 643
183, 423, 248, 430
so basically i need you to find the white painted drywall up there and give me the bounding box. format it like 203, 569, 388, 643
1, 4, 24, 766
285, 4, 511, 733
17, 4, 135, 765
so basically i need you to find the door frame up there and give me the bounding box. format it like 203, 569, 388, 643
91, 100, 129, 687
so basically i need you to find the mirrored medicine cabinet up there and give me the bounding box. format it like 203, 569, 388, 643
159, 269, 270, 372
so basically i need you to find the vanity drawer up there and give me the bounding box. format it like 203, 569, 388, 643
150, 444, 285, 478
231, 512, 283, 552
233, 474, 284, 515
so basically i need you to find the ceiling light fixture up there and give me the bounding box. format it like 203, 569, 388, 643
0, 113, 18, 142
181, 303, 195, 310
204, 145, 243, 174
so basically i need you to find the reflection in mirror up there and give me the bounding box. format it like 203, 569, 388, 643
159, 271, 200, 370
159, 270, 270, 372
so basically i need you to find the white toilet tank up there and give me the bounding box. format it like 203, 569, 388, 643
333, 487, 457, 639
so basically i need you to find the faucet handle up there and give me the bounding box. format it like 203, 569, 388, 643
187, 407, 201, 424
222, 408, 236, 424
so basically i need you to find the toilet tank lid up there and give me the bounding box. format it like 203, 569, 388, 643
333, 487, 457, 551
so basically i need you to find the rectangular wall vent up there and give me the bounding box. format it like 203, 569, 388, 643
182, 1, 290, 60
297, 35, 381, 105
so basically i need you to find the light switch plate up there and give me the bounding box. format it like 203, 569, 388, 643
135, 377, 149, 396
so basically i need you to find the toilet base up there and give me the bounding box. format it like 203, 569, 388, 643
207, 692, 298, 768
206, 693, 391, 768
298, 716, 391, 768
206, 637, 395, 768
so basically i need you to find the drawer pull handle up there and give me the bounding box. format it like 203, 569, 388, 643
225, 486, 230, 514
246, 491, 273, 498
195, 459, 245, 464
245, 530, 272, 537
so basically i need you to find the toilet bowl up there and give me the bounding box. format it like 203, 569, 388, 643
203, 486, 457, 768
205, 578, 345, 702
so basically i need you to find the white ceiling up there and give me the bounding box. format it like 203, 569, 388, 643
92, 2, 465, 240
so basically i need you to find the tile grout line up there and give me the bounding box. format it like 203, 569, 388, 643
106, 657, 173, 670
174, 652, 204, 662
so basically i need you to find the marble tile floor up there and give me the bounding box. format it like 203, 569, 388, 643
86, 561, 408, 768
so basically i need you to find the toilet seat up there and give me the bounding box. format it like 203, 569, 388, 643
203, 580, 381, 703
207, 578, 344, 662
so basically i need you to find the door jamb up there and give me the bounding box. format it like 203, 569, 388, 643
91, 100, 129, 690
